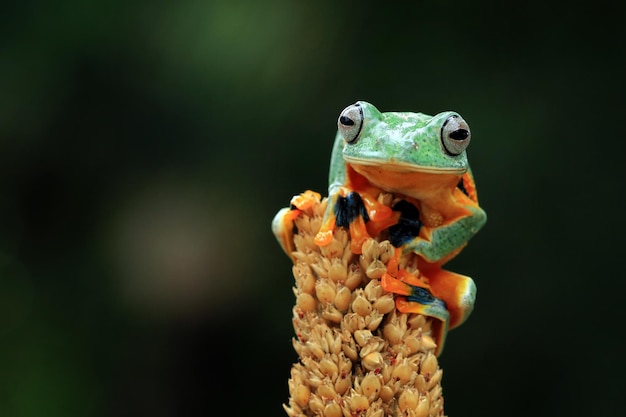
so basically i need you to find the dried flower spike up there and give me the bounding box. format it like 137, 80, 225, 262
280, 194, 447, 417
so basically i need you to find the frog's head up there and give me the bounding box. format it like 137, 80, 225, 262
337, 101, 471, 174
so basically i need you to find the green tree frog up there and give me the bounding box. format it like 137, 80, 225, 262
273, 101, 487, 354
318, 101, 486, 261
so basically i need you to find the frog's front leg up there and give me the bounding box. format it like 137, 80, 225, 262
417, 205, 486, 262
314, 188, 390, 254
396, 203, 487, 263
314, 131, 394, 253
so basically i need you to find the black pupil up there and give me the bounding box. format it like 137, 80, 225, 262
339, 115, 355, 126
450, 129, 469, 140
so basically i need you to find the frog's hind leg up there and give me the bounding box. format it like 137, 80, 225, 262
423, 266, 477, 329
271, 207, 300, 260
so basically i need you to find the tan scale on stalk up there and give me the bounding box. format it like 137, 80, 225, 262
284, 194, 446, 417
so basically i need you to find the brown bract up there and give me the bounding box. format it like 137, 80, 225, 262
284, 194, 446, 417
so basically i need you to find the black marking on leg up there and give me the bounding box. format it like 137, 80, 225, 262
407, 286, 447, 309
389, 200, 422, 247
334, 192, 369, 228
334, 196, 349, 227
456, 178, 469, 196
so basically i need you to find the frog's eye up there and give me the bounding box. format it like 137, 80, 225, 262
441, 115, 471, 155
337, 103, 364, 143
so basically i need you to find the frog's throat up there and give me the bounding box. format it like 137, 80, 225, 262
343, 156, 466, 175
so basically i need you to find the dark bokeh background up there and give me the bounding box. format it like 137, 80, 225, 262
2, 1, 625, 416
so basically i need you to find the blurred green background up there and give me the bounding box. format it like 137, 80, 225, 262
1, 0, 625, 416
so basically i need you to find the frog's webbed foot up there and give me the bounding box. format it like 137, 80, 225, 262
314, 189, 394, 254
424, 267, 476, 330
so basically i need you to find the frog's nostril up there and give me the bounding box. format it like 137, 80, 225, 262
340, 116, 355, 126
450, 129, 469, 140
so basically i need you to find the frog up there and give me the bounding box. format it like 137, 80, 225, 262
317, 101, 486, 260
272, 101, 486, 353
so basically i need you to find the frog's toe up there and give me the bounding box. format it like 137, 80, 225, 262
348, 215, 370, 254
314, 229, 334, 246
381, 273, 413, 296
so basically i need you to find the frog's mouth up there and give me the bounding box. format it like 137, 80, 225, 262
344, 157, 467, 175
